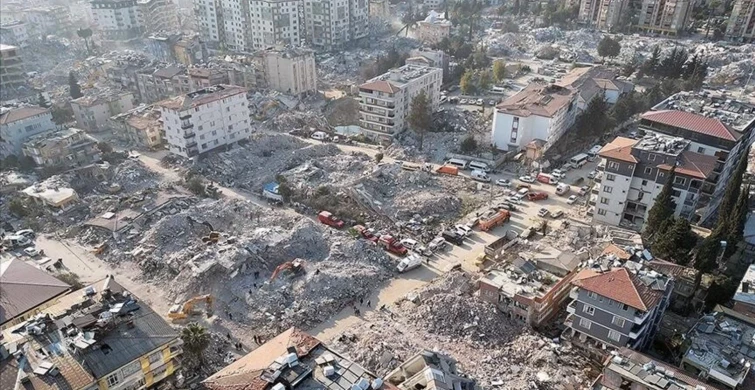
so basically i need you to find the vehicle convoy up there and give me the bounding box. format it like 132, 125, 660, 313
378, 235, 408, 255
397, 254, 423, 273
479, 210, 511, 231
318, 211, 345, 228
483, 230, 519, 258
527, 192, 549, 201
168, 294, 214, 321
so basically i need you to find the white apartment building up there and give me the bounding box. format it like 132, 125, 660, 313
0, 21, 29, 47
0, 106, 56, 159
0, 44, 24, 90
578, 0, 627, 31
156, 85, 251, 158
137, 0, 179, 34
71, 92, 136, 132
416, 10, 452, 45
358, 64, 442, 139
491, 83, 577, 152
248, 0, 303, 50
194, 0, 224, 46
636, 0, 693, 35
304, 0, 369, 51
264, 47, 316, 95
726, 0, 755, 41
90, 0, 142, 40
221, 0, 251, 52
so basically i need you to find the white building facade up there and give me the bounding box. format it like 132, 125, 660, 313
194, 0, 224, 46
0, 21, 29, 47
303, 0, 368, 51
248, 0, 303, 50
264, 47, 316, 95
90, 0, 142, 40
0, 107, 56, 159
157, 85, 251, 158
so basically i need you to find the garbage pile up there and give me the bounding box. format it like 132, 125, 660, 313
330, 271, 596, 388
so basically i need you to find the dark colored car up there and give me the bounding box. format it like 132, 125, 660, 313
441, 230, 465, 246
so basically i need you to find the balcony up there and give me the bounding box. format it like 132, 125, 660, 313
186, 141, 197, 148
569, 287, 579, 300
180, 122, 194, 130
179, 113, 192, 120
360, 98, 395, 109
361, 117, 395, 127
566, 301, 577, 315
183, 132, 195, 139
564, 313, 574, 327
634, 310, 651, 325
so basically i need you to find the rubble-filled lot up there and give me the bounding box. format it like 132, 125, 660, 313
331, 271, 598, 389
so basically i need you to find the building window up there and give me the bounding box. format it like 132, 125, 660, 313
606, 174, 616, 181
612, 316, 626, 328
212, 130, 217, 135
697, 146, 705, 153
600, 197, 609, 205
214, 139, 219, 145
148, 351, 162, 364
579, 317, 592, 330
649, 153, 656, 161
107, 373, 121, 387
587, 291, 597, 299
620, 304, 629, 311
642, 180, 648, 186
644, 167, 652, 174
608, 161, 619, 169
582, 305, 595, 315
674, 177, 686, 186
597, 208, 607, 216
603, 186, 613, 193
607, 330, 622, 342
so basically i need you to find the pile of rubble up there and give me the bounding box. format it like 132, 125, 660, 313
110, 159, 162, 192
271, 110, 332, 133
330, 271, 596, 389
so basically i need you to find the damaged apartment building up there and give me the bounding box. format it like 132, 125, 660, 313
22, 128, 100, 168
0, 105, 56, 159
71, 91, 137, 132
109, 105, 164, 149
0, 274, 183, 390
89, 0, 179, 41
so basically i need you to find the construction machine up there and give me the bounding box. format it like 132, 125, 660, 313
270, 259, 305, 281
186, 216, 222, 244
168, 294, 214, 321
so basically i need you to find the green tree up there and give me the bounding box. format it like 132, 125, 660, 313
374, 152, 384, 163
51, 105, 74, 125
694, 234, 724, 273
642, 46, 662, 76
181, 323, 211, 364
478, 70, 492, 92
717, 146, 749, 227
57, 273, 84, 290
407, 90, 432, 151
69, 71, 83, 99
460, 136, 478, 153
512, 0, 521, 15
728, 184, 750, 245
9, 199, 28, 217
97, 142, 113, 153
2, 155, 19, 169
37, 93, 49, 108
652, 218, 698, 265
186, 177, 206, 196
460, 70, 475, 94
597, 36, 621, 59
18, 156, 36, 172
643, 168, 677, 242
76, 27, 93, 55
493, 60, 506, 83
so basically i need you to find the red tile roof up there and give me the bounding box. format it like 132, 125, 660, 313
0, 106, 50, 125
496, 83, 576, 118
601, 243, 631, 260
598, 137, 639, 163
641, 110, 737, 141
571, 268, 664, 311
656, 151, 719, 179
360, 80, 400, 94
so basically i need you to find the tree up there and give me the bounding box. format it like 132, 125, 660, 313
97, 142, 113, 154
2, 155, 19, 169
512, 0, 521, 15
407, 90, 432, 150
69, 72, 83, 99
77, 28, 93, 55
728, 184, 750, 245
181, 323, 210, 363
493, 60, 506, 83
18, 156, 36, 172
652, 218, 698, 265
57, 273, 84, 290
643, 168, 677, 242
694, 233, 724, 273
186, 177, 206, 196
460, 136, 478, 153
478, 70, 492, 92
642, 46, 662, 75
374, 152, 384, 163
714, 146, 748, 241
37, 93, 49, 108
9, 199, 28, 217
51, 105, 74, 125
597, 36, 621, 59
460, 70, 474, 94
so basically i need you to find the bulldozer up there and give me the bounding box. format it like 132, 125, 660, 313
168, 294, 214, 322
270, 259, 305, 281
186, 216, 222, 245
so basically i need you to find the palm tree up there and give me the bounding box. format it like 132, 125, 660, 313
77, 28, 93, 55
181, 323, 210, 363
397, 3, 421, 37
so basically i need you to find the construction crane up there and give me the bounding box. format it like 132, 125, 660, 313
270, 259, 305, 281
167, 294, 214, 321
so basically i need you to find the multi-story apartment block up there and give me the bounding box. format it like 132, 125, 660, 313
137, 0, 180, 34
733, 264, 755, 318
636, 0, 693, 35
726, 0, 755, 41
16, 6, 74, 37
220, 0, 251, 52
416, 10, 452, 45
554, 66, 634, 111
644, 91, 755, 227
0, 44, 24, 91
0, 106, 56, 158
304, 0, 368, 51
156, 85, 251, 158
578, 0, 628, 31
0, 21, 29, 47
90, 0, 142, 40
71, 92, 137, 132
0, 276, 183, 390
263, 46, 316, 96
491, 83, 577, 152
248, 0, 303, 50
194, 0, 224, 47
565, 267, 673, 354
22, 128, 101, 168
369, 0, 390, 18
407, 48, 450, 80
647, 259, 710, 313
358, 64, 442, 139
110, 105, 164, 148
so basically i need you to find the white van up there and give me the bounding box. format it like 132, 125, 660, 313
569, 153, 589, 168
587, 145, 602, 161
556, 183, 571, 195
311, 131, 328, 141
469, 161, 491, 173
446, 158, 469, 170
470, 170, 491, 182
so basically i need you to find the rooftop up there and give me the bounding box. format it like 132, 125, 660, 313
656, 151, 719, 180
361, 64, 441, 92
633, 132, 690, 156
71, 91, 133, 108
203, 327, 387, 390
641, 110, 739, 142
156, 84, 247, 111
555, 66, 633, 103
598, 137, 639, 163
733, 265, 755, 310
23, 128, 95, 149
496, 83, 576, 118
597, 347, 727, 390
0, 43, 19, 51
652, 90, 755, 132
0, 258, 70, 325
683, 305, 755, 389
0, 276, 180, 385
0, 106, 50, 125
572, 267, 669, 312
385, 351, 474, 390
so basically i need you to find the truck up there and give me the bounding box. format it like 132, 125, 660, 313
397, 254, 423, 272
527, 192, 549, 201
318, 211, 345, 228
483, 230, 519, 258
436, 165, 459, 175
378, 235, 408, 256
536, 173, 558, 185
354, 225, 379, 243
262, 182, 284, 203
478, 210, 511, 232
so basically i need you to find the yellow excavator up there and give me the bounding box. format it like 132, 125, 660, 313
168, 294, 214, 321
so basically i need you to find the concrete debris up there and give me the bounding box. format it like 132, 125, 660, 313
330, 271, 596, 389
110, 159, 161, 192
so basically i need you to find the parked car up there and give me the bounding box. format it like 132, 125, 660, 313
442, 230, 465, 246
578, 186, 590, 196
517, 187, 530, 196
505, 196, 522, 204
551, 210, 564, 218
311, 131, 329, 141
516, 183, 532, 190
587, 170, 598, 179
455, 224, 473, 237
354, 225, 379, 243
495, 178, 511, 187
519, 175, 536, 183
567, 195, 579, 204
318, 211, 345, 228
495, 202, 517, 212
551, 169, 566, 180
460, 99, 469, 104
428, 237, 447, 251
23, 247, 41, 257
15, 229, 35, 239
527, 192, 549, 201
476, 99, 484, 106
488, 100, 496, 106
400, 238, 419, 250
537, 208, 550, 218
555, 183, 571, 196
